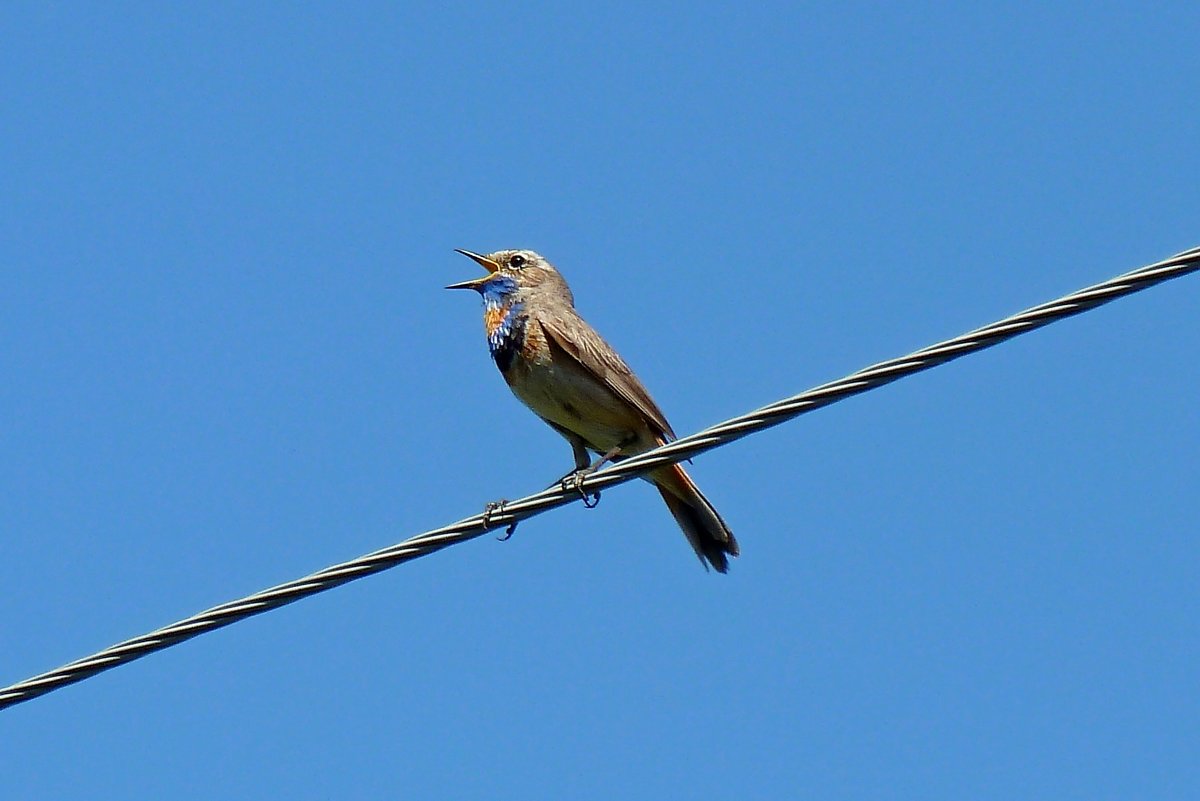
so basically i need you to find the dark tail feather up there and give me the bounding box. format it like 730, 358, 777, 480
653, 463, 739, 573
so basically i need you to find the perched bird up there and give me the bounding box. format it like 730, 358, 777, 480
447, 248, 739, 572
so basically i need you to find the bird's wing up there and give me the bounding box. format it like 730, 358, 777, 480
539, 310, 677, 440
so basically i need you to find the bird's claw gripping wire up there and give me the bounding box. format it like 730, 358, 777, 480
482, 500, 519, 540
559, 471, 602, 508
555, 442, 625, 509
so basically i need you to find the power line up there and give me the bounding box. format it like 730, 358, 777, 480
2, 245, 1197, 712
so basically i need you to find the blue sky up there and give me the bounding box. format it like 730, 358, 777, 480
2, 3, 1198, 798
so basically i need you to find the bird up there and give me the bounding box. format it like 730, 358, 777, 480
447, 248, 739, 572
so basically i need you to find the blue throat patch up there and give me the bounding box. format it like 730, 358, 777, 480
481, 276, 525, 372
480, 274, 519, 305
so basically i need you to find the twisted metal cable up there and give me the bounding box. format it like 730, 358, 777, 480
3, 245, 1197, 712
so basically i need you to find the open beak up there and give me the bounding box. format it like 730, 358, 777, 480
446, 249, 501, 290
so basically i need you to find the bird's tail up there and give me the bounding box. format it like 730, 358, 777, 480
652, 462, 739, 573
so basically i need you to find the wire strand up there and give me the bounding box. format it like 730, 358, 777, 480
3, 245, 1198, 712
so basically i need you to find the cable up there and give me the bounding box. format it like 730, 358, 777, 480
2, 245, 1197, 712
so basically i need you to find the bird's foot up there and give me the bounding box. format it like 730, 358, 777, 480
482, 500, 519, 540
558, 469, 601, 509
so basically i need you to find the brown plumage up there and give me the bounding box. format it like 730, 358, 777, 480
448, 248, 739, 572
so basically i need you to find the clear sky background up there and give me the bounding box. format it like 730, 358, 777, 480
2, 3, 1198, 799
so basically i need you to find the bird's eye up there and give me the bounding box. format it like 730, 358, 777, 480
509, 254, 526, 269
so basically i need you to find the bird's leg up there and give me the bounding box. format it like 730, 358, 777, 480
546, 427, 591, 484
575, 445, 623, 509
554, 440, 604, 508
563, 436, 593, 478
559, 434, 637, 509
586, 444, 625, 472
550, 437, 593, 486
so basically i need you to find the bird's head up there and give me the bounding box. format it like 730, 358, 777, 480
446, 249, 573, 304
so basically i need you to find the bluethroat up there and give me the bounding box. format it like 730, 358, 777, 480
447, 249, 739, 572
